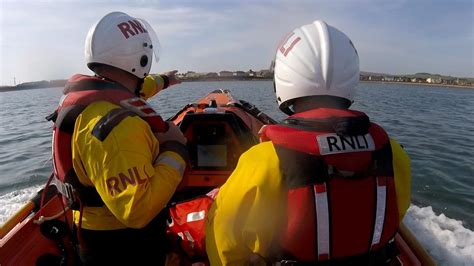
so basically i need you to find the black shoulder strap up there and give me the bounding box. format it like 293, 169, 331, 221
92, 108, 137, 141
372, 142, 394, 177
46, 105, 87, 134
55, 105, 87, 133
274, 145, 328, 188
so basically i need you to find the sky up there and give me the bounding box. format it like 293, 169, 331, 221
0, 0, 473, 85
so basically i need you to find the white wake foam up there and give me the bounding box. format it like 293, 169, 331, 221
1, 188, 473, 265
0, 185, 42, 225
403, 205, 474, 265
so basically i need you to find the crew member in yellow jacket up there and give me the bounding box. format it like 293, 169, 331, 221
206, 20, 411, 265
71, 73, 186, 231
51, 12, 187, 265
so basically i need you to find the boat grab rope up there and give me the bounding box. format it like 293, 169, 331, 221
33, 173, 71, 225
33, 206, 71, 225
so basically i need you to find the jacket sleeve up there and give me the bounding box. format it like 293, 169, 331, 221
206, 142, 285, 265
390, 138, 411, 221
139, 74, 167, 100
85, 115, 186, 228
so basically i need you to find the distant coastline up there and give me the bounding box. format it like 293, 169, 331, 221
2, 70, 473, 92
360, 80, 474, 89
0, 80, 66, 92
179, 76, 272, 82
180, 78, 474, 90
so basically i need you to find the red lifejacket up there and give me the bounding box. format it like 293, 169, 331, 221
260, 108, 399, 263
48, 74, 167, 206
167, 188, 219, 261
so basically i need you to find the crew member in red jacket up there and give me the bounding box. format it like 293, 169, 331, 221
206, 20, 411, 265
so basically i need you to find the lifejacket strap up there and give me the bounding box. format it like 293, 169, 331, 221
282, 115, 370, 135
372, 143, 394, 177
56, 105, 87, 134
45, 110, 58, 123
274, 145, 329, 188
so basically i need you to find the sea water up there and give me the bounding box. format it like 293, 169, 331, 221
0, 81, 473, 264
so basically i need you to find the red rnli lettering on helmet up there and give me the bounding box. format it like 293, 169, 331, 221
117, 20, 148, 39
106, 166, 149, 196
278, 32, 302, 57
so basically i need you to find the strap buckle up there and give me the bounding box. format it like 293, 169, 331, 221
50, 176, 76, 205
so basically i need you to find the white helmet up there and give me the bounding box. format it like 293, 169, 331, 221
85, 12, 160, 79
274, 20, 360, 114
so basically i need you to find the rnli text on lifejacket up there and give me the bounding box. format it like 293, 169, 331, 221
106, 166, 148, 196
317, 133, 375, 155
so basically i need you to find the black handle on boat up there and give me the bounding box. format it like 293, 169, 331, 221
236, 100, 278, 125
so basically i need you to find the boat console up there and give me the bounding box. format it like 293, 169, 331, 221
173, 109, 259, 200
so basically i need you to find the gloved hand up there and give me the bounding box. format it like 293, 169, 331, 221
161, 70, 182, 87
154, 122, 187, 145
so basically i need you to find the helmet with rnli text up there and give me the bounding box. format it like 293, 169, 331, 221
85, 12, 161, 78
273, 20, 360, 115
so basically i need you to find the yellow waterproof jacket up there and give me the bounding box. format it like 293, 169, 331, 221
206, 139, 411, 265
71, 76, 186, 230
